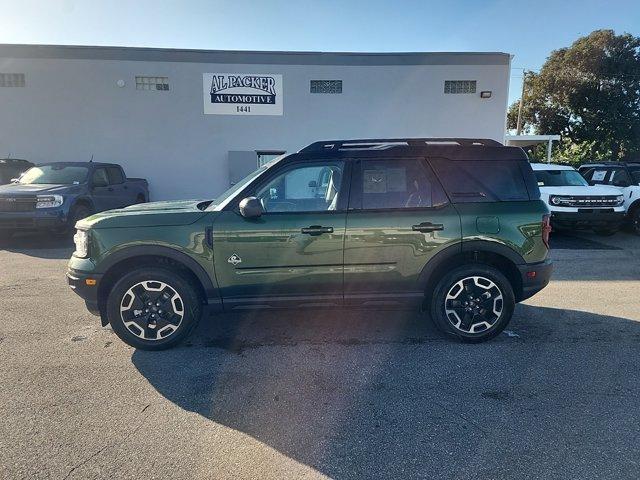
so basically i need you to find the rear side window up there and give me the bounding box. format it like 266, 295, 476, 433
352, 158, 448, 210
430, 158, 530, 202
107, 166, 125, 184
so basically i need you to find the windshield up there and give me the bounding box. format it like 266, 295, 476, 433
535, 169, 588, 187
208, 155, 284, 210
19, 165, 89, 185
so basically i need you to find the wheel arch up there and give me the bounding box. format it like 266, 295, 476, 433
628, 198, 640, 215
96, 246, 220, 323
419, 241, 525, 305
71, 196, 95, 212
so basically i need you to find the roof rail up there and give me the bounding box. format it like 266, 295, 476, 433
299, 137, 503, 153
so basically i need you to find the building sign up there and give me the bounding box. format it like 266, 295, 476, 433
203, 73, 283, 115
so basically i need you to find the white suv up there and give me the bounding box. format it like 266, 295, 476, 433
578, 162, 640, 235
531, 163, 625, 235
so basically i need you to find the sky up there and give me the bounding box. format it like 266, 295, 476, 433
1, 0, 639, 105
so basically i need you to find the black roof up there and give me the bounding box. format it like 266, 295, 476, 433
579, 161, 640, 167
296, 138, 528, 161
35, 161, 118, 167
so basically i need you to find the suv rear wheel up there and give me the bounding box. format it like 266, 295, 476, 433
106, 267, 202, 350
430, 264, 515, 343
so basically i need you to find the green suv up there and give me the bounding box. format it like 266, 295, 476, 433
67, 138, 553, 350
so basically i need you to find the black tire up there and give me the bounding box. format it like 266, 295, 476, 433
69, 204, 92, 225
429, 264, 515, 343
593, 228, 617, 236
106, 267, 202, 350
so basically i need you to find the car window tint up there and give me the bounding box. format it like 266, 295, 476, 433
610, 168, 632, 186
358, 158, 448, 210
431, 159, 529, 202
628, 166, 640, 184
535, 170, 588, 187
92, 168, 109, 186
589, 169, 611, 184
255, 161, 345, 213
107, 166, 125, 184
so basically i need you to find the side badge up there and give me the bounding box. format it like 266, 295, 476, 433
227, 253, 242, 266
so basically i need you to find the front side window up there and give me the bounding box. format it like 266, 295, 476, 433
92, 168, 109, 187
19, 165, 88, 185
107, 167, 125, 184
535, 169, 588, 187
254, 161, 345, 213
610, 168, 632, 187
628, 166, 640, 184
355, 158, 448, 210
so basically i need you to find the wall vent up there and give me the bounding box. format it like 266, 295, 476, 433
310, 80, 342, 94
0, 73, 25, 87
444, 80, 476, 94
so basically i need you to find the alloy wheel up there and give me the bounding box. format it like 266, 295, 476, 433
120, 280, 184, 340
444, 276, 504, 334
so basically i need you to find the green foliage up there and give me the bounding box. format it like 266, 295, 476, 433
508, 30, 640, 162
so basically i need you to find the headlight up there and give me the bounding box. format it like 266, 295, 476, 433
616, 195, 624, 206
35, 194, 64, 208
73, 229, 89, 258
549, 195, 568, 206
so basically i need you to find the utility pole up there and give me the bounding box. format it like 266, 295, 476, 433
516, 70, 526, 136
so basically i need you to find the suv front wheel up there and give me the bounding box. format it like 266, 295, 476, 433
106, 267, 202, 350
430, 264, 515, 343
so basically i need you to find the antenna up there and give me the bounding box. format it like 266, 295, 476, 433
89, 154, 94, 163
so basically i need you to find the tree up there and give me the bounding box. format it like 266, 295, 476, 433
507, 30, 640, 162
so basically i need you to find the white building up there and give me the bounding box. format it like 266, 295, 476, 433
0, 45, 511, 200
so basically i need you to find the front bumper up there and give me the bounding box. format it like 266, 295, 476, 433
551, 210, 625, 230
67, 268, 103, 318
0, 208, 68, 230
518, 259, 553, 301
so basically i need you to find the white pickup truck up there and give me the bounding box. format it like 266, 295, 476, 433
531, 163, 625, 235
578, 162, 640, 235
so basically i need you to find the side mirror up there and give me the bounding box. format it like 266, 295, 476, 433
239, 197, 264, 218
10, 178, 19, 183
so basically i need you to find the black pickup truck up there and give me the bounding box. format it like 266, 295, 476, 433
0, 162, 148, 237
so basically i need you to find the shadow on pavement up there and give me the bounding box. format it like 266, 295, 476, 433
550, 231, 621, 250
0, 231, 73, 258
132, 305, 640, 479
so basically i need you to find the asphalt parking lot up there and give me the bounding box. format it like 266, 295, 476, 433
1, 231, 640, 479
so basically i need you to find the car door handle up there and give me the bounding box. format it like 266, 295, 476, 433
301, 225, 334, 235
412, 222, 444, 233
108, 187, 114, 192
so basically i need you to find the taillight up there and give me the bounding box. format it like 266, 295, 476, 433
542, 214, 552, 249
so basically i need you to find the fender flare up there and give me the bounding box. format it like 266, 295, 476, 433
628, 199, 640, 215
460, 239, 526, 265
70, 196, 95, 212
417, 240, 525, 289
98, 245, 219, 302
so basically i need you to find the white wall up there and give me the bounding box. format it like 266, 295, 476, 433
0, 55, 510, 200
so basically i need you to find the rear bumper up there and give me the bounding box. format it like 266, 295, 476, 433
551, 210, 624, 230
67, 269, 103, 317
517, 259, 553, 301
0, 209, 67, 230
